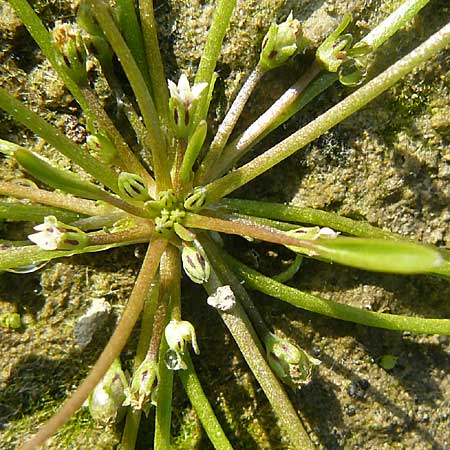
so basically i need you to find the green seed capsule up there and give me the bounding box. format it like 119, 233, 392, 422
259, 12, 310, 71
264, 332, 320, 389
181, 242, 210, 284
88, 358, 128, 423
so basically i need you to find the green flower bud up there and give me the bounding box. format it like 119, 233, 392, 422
124, 358, 158, 414
86, 133, 118, 164
168, 74, 208, 139
158, 189, 177, 208
259, 12, 310, 71
173, 222, 195, 242
316, 15, 353, 73
0, 312, 22, 329
118, 172, 150, 202
164, 320, 199, 371
181, 242, 210, 284
53, 21, 88, 85
183, 187, 207, 212
88, 358, 128, 423
28, 216, 89, 251
264, 332, 320, 389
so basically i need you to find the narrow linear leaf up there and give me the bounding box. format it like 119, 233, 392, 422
309, 237, 442, 274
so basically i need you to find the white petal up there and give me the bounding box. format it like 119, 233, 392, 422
191, 82, 208, 100
28, 231, 59, 250
178, 73, 190, 95
167, 79, 179, 100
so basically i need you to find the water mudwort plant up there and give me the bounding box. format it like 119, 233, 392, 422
0, 0, 449, 448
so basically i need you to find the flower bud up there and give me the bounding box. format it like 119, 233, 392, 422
264, 332, 320, 389
28, 216, 89, 251
88, 358, 128, 423
53, 21, 88, 85
118, 172, 150, 202
259, 12, 310, 71
168, 74, 208, 139
124, 358, 158, 414
164, 320, 199, 370
86, 133, 118, 164
316, 15, 353, 73
183, 187, 207, 212
181, 242, 210, 284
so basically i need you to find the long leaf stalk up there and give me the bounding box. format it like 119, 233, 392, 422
209, 0, 433, 181
192, 0, 237, 130
203, 22, 450, 204
179, 352, 233, 450
228, 255, 450, 335
184, 212, 317, 250
0, 181, 113, 217
0, 87, 120, 193
8, 0, 94, 122
205, 268, 315, 450
138, 0, 170, 126
154, 246, 181, 449
197, 64, 265, 182
20, 238, 167, 450
80, 86, 156, 192
121, 280, 159, 450
220, 198, 400, 239
203, 61, 322, 182
200, 233, 270, 340
91, 0, 171, 190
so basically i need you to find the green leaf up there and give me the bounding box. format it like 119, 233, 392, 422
310, 237, 442, 274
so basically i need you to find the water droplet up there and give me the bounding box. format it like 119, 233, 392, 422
164, 349, 185, 370
7, 261, 48, 274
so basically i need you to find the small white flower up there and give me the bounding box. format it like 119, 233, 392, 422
167, 73, 207, 107
28, 215, 88, 250
168, 74, 208, 138
28, 216, 63, 250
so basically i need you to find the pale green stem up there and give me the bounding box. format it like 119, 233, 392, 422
8, 0, 94, 122
116, 0, 151, 87
154, 246, 180, 449
360, 0, 430, 49
0, 181, 111, 217
219, 198, 450, 280
80, 87, 156, 193
220, 198, 398, 239
206, 61, 322, 182
20, 238, 167, 450
229, 255, 450, 335
91, 0, 171, 190
205, 269, 315, 449
70, 212, 129, 231
184, 212, 316, 250
200, 233, 269, 340
0, 202, 81, 224
197, 64, 265, 183
138, 0, 170, 126
192, 0, 237, 130
0, 223, 155, 271
121, 280, 160, 450
179, 353, 233, 450
203, 23, 450, 204
0, 87, 119, 193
